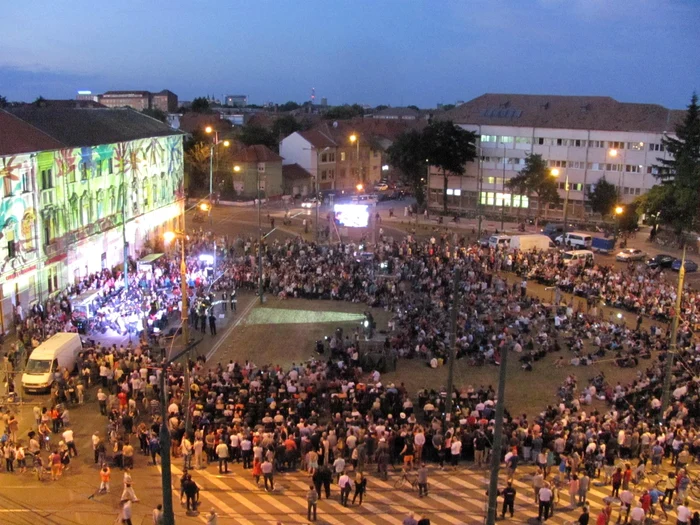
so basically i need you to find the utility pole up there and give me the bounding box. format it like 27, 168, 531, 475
486, 334, 510, 525
661, 246, 686, 417
159, 339, 201, 525
444, 268, 461, 418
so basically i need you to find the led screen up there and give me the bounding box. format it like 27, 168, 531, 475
334, 204, 369, 228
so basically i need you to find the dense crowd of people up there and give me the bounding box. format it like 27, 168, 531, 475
5, 226, 700, 525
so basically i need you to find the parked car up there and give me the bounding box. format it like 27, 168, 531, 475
374, 182, 389, 191
615, 248, 646, 262
301, 197, 320, 208
478, 237, 490, 248
646, 254, 675, 269
672, 258, 699, 272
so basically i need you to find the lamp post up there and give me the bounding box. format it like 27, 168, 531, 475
551, 168, 570, 234
350, 134, 361, 186
608, 148, 625, 194
614, 205, 624, 242
205, 126, 229, 213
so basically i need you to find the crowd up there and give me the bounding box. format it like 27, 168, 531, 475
5, 226, 700, 525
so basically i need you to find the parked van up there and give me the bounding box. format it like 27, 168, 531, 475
555, 231, 593, 249
488, 235, 511, 249
562, 249, 595, 267
508, 234, 556, 252
541, 223, 565, 239
351, 194, 378, 205
22, 333, 82, 393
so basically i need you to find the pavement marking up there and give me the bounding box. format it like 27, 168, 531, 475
205, 297, 257, 361
226, 473, 308, 523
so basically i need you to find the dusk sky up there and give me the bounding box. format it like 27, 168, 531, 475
1, 0, 698, 109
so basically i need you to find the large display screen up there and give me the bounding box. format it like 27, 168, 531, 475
334, 204, 369, 228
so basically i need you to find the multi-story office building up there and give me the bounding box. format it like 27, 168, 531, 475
0, 107, 184, 334
429, 94, 684, 218
98, 90, 178, 113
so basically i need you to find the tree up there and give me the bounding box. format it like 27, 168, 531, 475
190, 97, 211, 113
323, 105, 364, 120
184, 142, 210, 193
238, 123, 278, 150
33, 96, 47, 107
142, 108, 167, 123
0, 96, 7, 109
506, 154, 561, 225
278, 101, 301, 112
617, 202, 640, 233
375, 105, 389, 112
407, 105, 420, 112
387, 130, 427, 208
422, 120, 476, 213
272, 115, 302, 139
587, 177, 619, 216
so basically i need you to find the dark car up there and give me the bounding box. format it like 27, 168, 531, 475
671, 258, 699, 272
646, 253, 675, 269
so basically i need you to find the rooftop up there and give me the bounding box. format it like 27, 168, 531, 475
2, 107, 181, 154
230, 144, 283, 163
282, 163, 312, 181
439, 93, 685, 133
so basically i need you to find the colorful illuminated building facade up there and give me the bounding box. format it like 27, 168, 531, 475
0, 107, 184, 334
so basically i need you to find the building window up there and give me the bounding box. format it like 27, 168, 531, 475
589, 140, 605, 148
625, 164, 641, 173
605, 163, 621, 171
572, 139, 585, 147
109, 187, 116, 214
41, 168, 53, 190
648, 143, 665, 152
4, 222, 17, 259
80, 192, 90, 226
47, 266, 58, 294
142, 179, 149, 208
108, 158, 114, 174
340, 152, 346, 162
339, 168, 346, 178
321, 170, 327, 181
69, 194, 79, 229
608, 141, 625, 149
628, 142, 645, 151
499, 136, 514, 143
548, 160, 567, 168
21, 211, 34, 251
570, 161, 585, 169
536, 137, 546, 145
68, 165, 76, 183
96, 161, 103, 178
96, 190, 104, 219
647, 166, 659, 175
320, 153, 328, 163
80, 162, 88, 181
556, 138, 567, 146
446, 189, 462, 196
3, 175, 12, 197
515, 137, 531, 145
328, 152, 336, 162
481, 135, 498, 143
21, 171, 31, 193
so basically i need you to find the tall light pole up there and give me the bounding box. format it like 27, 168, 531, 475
257, 167, 263, 304
350, 133, 361, 186
501, 142, 506, 231
205, 126, 229, 213
614, 205, 624, 241
608, 148, 625, 196
661, 246, 686, 418
551, 168, 569, 234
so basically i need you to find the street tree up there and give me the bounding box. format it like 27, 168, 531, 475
190, 97, 211, 113
422, 120, 476, 214
184, 142, 210, 192
506, 154, 561, 225
387, 130, 427, 208
238, 124, 278, 150
587, 177, 619, 216
653, 93, 700, 234
272, 115, 302, 139
278, 101, 301, 112
0, 95, 7, 108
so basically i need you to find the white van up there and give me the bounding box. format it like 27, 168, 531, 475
508, 234, 555, 252
562, 249, 595, 267
488, 235, 511, 249
555, 231, 593, 249
22, 333, 82, 393
351, 194, 378, 205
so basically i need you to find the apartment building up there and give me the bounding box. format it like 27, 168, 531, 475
99, 89, 178, 113
430, 94, 684, 218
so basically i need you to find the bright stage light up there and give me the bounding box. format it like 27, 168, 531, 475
334, 204, 369, 227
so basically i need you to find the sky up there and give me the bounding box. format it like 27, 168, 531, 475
1, 0, 699, 109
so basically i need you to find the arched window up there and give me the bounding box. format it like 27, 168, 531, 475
4, 217, 18, 259
96, 190, 104, 219
131, 179, 139, 215
109, 186, 116, 215
21, 209, 35, 252
142, 178, 149, 209
160, 172, 167, 202
79, 191, 90, 226
152, 175, 158, 206
69, 194, 79, 230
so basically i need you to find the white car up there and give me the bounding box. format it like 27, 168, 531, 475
374, 183, 389, 191
615, 248, 645, 262
301, 198, 320, 208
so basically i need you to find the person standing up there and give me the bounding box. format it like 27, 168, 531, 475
578, 505, 590, 525
119, 498, 133, 525
677, 501, 692, 525
62, 428, 77, 457
307, 484, 318, 521
221, 291, 228, 313
193, 436, 204, 470
99, 464, 111, 494
208, 310, 217, 336
569, 475, 580, 508
262, 458, 274, 492
538, 483, 553, 521
152, 504, 164, 525
417, 463, 429, 497
216, 440, 229, 474
338, 471, 353, 506
352, 471, 367, 505
450, 436, 462, 468
578, 472, 590, 505
501, 481, 517, 519
183, 475, 199, 513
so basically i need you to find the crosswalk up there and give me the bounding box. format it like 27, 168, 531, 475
160, 460, 687, 524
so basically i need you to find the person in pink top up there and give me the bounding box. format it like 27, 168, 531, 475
568, 474, 580, 508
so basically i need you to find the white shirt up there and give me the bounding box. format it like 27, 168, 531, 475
538, 487, 552, 502
62, 429, 74, 443
677, 506, 691, 523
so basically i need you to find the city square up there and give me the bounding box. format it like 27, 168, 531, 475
1, 3, 700, 525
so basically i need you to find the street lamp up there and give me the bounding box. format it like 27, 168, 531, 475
205, 126, 229, 207
550, 168, 570, 234
614, 205, 624, 241
349, 133, 361, 185
356, 183, 363, 192
608, 148, 625, 193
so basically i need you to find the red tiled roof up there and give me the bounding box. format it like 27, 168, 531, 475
298, 129, 337, 149
178, 113, 231, 135
282, 163, 312, 181
0, 110, 64, 155
230, 144, 283, 163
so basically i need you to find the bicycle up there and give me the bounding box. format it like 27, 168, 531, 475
394, 469, 418, 490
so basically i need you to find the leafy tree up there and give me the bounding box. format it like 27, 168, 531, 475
0, 95, 7, 108
238, 123, 278, 150
407, 105, 420, 112
387, 130, 427, 208
272, 115, 302, 139
587, 176, 619, 216
184, 142, 210, 193
375, 105, 389, 111
506, 154, 561, 225
278, 101, 301, 112
33, 96, 47, 107
323, 104, 364, 120
422, 120, 476, 213
190, 97, 211, 113
652, 93, 700, 234
617, 202, 640, 233
142, 108, 168, 123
